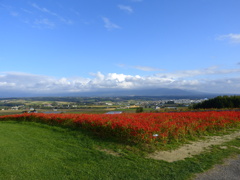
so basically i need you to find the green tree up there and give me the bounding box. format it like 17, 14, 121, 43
136, 107, 143, 113
193, 95, 240, 109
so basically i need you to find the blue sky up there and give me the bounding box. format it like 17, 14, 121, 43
0, 0, 240, 96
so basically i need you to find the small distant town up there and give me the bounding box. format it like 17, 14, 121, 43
0, 96, 210, 114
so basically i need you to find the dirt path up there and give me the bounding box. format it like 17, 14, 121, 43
148, 131, 240, 162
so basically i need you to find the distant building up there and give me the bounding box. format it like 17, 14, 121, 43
106, 103, 113, 106
11, 106, 19, 110
28, 108, 38, 113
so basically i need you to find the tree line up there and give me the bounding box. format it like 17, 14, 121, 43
192, 95, 240, 109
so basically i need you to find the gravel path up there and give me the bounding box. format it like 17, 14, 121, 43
193, 155, 240, 180
148, 131, 240, 162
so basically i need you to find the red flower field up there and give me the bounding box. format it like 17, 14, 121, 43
1, 111, 240, 144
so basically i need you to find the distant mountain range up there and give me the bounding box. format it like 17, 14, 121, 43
0, 88, 220, 98
69, 88, 219, 98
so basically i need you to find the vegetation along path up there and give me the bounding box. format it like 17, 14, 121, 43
148, 130, 240, 162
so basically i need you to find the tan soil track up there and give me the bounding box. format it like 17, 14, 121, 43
96, 146, 121, 157
148, 131, 240, 162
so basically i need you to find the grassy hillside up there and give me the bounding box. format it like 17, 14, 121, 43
1, 121, 240, 180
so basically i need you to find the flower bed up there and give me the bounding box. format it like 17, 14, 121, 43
1, 111, 240, 144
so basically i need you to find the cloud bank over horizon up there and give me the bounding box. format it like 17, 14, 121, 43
1, 66, 240, 97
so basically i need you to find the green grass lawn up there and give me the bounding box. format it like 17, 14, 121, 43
1, 121, 240, 180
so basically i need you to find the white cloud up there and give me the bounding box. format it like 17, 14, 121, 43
34, 18, 55, 29
102, 17, 120, 30
0, 3, 20, 17
155, 66, 240, 79
1, 66, 240, 96
31, 3, 56, 16
118, 5, 133, 13
217, 33, 240, 44
0, 82, 15, 87
31, 3, 72, 25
